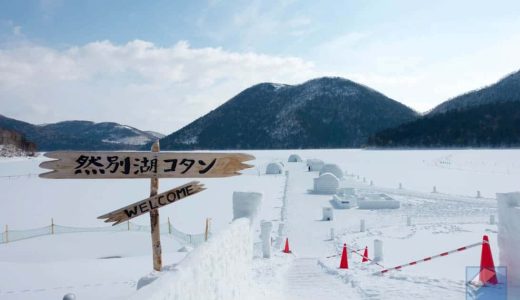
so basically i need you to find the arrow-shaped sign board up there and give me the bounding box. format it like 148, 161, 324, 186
98, 181, 206, 225
39, 152, 254, 179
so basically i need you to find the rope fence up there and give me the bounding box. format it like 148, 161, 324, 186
0, 173, 40, 179
1, 219, 209, 246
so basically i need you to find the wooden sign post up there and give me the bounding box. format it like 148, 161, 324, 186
40, 142, 254, 271
149, 142, 161, 271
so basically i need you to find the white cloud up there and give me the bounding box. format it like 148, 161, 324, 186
0, 40, 317, 133
312, 27, 520, 112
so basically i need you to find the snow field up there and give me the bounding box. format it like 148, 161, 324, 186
0, 149, 519, 299
0, 232, 186, 299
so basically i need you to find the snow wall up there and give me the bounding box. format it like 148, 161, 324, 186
497, 192, 520, 299
131, 218, 253, 300
232, 191, 262, 223
358, 199, 400, 210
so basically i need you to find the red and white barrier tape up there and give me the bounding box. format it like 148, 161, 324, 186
326, 247, 364, 259
374, 240, 485, 275
326, 247, 386, 268
351, 248, 385, 268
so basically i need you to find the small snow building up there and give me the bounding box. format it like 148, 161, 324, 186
288, 154, 302, 162
313, 173, 339, 194
266, 162, 284, 174
307, 159, 325, 171
319, 164, 344, 179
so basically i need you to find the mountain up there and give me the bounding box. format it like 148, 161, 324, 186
368, 70, 520, 148
159, 77, 419, 149
368, 101, 520, 147
429, 70, 520, 115
145, 131, 166, 139
0, 114, 163, 151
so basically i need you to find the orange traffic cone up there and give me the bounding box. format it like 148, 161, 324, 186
480, 235, 498, 284
283, 238, 291, 254
339, 243, 349, 269
362, 246, 369, 262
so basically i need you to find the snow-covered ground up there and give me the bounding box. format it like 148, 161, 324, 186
0, 149, 517, 299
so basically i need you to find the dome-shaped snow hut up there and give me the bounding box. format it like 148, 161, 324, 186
266, 162, 284, 174
288, 154, 302, 162
307, 159, 325, 172
313, 173, 339, 194
319, 164, 344, 179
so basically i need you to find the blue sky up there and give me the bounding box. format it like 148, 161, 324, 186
1, 0, 520, 133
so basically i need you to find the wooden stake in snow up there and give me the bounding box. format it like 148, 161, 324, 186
149, 141, 162, 271
4, 225, 8, 243
51, 218, 55, 235
205, 218, 212, 241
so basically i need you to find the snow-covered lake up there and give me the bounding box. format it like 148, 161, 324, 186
0, 149, 517, 299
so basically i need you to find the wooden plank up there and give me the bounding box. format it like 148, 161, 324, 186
39, 152, 254, 179
97, 181, 205, 225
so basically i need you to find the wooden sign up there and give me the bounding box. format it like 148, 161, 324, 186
98, 181, 205, 225
38, 141, 255, 272
39, 151, 254, 179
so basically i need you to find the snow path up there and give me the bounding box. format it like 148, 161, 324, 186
282, 164, 361, 299
283, 258, 357, 299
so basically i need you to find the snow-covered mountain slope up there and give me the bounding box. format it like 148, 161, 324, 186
160, 77, 419, 149
0, 114, 163, 150
429, 69, 520, 115
368, 70, 520, 147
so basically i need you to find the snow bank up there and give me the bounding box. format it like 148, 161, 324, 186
497, 192, 520, 299
0, 144, 32, 157
131, 218, 254, 300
